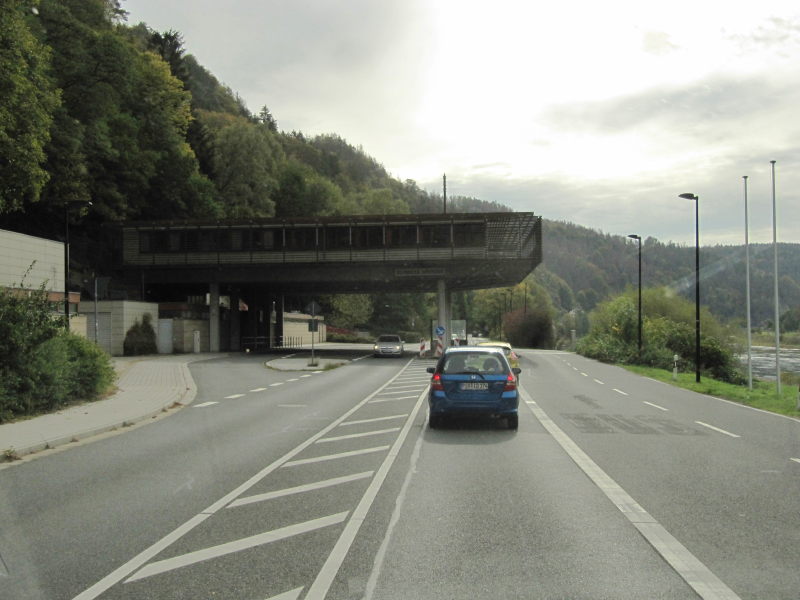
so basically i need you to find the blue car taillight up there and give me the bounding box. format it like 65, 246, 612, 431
503, 373, 516, 391
431, 372, 444, 391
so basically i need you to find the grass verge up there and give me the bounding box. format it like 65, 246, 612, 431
622, 365, 800, 419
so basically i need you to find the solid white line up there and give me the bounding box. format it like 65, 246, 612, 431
340, 415, 408, 427
125, 512, 348, 582
250, 387, 267, 392
305, 388, 428, 599
228, 472, 374, 508
193, 402, 218, 408
695, 421, 741, 438
613, 388, 629, 396
282, 446, 390, 467
643, 401, 669, 412
264, 587, 304, 600
73, 358, 419, 599
316, 428, 401, 443
791, 458, 800, 464
225, 394, 245, 399
593, 379, 605, 385
518, 385, 740, 600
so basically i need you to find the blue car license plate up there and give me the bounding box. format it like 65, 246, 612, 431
460, 382, 488, 390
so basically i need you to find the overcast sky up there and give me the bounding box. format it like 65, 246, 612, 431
123, 0, 799, 247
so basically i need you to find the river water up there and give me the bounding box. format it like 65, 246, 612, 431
738, 346, 800, 381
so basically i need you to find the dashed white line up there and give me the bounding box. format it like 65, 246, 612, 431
224, 394, 245, 399
643, 401, 669, 411
580, 372, 588, 377
300, 375, 312, 378
250, 387, 267, 392
791, 458, 800, 464
694, 421, 741, 438
287, 378, 299, 382
193, 402, 218, 408
613, 389, 629, 396
269, 382, 284, 387
593, 379, 605, 385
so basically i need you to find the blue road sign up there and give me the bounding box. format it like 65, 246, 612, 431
435, 325, 446, 336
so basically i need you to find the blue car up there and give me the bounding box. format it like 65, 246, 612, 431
426, 347, 521, 430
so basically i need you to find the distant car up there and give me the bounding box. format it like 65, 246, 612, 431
373, 334, 404, 357
477, 341, 520, 369
426, 346, 521, 430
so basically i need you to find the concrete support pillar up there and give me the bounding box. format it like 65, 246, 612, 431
230, 292, 241, 351
436, 279, 451, 356
209, 282, 220, 352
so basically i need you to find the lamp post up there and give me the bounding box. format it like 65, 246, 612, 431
63, 201, 92, 331
770, 160, 781, 396
627, 234, 642, 356
679, 193, 700, 382
743, 176, 753, 390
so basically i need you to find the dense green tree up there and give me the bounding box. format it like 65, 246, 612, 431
0, 0, 60, 213
211, 120, 283, 218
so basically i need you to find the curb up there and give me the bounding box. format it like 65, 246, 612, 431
3, 360, 201, 461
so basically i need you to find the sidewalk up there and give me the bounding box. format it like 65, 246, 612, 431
0, 353, 226, 460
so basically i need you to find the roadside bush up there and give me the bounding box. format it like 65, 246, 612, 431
0, 275, 116, 423
327, 332, 373, 343
123, 313, 158, 355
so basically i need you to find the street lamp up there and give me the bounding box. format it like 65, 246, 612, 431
627, 234, 642, 356
679, 192, 700, 383
64, 200, 92, 330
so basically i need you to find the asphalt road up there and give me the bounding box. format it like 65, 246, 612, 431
0, 350, 798, 599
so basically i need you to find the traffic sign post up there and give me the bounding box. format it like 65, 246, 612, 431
305, 301, 321, 366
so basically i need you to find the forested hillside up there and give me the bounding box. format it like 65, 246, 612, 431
2, 0, 797, 335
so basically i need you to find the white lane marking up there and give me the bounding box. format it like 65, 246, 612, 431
695, 421, 741, 438
73, 514, 212, 599
316, 428, 401, 444
643, 401, 669, 412
791, 458, 800, 464
376, 388, 426, 395
518, 385, 741, 600
193, 402, 218, 408
277, 404, 307, 408
613, 388, 629, 396
282, 446, 390, 468
125, 512, 349, 583
525, 400, 536, 405
340, 415, 408, 426
593, 379, 605, 385
572, 367, 579, 371
265, 587, 304, 600
300, 375, 312, 378
287, 378, 299, 382
228, 472, 374, 508
368, 396, 418, 403
74, 358, 419, 600
225, 394, 245, 399
269, 382, 284, 387
305, 387, 428, 599
250, 387, 267, 392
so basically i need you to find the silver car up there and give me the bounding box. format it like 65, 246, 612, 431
373, 334, 404, 357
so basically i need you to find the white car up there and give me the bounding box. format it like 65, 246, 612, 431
373, 334, 404, 357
